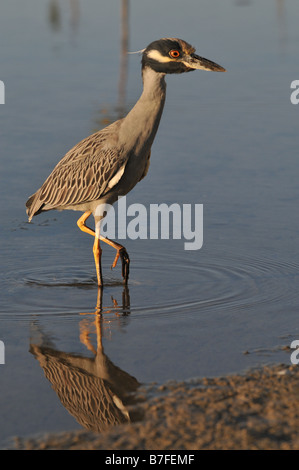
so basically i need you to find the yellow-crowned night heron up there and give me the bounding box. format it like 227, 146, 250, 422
26, 38, 225, 286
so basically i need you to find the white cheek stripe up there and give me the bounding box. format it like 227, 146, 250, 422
147, 49, 173, 63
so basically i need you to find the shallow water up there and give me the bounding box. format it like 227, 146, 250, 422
1, 0, 299, 445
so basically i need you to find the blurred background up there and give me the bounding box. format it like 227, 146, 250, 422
0, 0, 299, 446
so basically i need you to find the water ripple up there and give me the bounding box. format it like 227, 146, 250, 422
1, 249, 298, 318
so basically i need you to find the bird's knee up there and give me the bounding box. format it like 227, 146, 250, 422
77, 219, 83, 229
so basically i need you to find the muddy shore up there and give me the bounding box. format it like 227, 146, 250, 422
11, 363, 299, 450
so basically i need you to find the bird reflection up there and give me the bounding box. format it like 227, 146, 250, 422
29, 286, 142, 433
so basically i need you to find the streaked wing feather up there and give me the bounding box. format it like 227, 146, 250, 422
40, 150, 126, 208
37, 123, 128, 209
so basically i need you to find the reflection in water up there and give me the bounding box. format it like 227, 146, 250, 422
48, 0, 80, 35
48, 0, 131, 127
69, 0, 80, 34
30, 287, 142, 433
276, 0, 287, 52
95, 0, 130, 128
234, 0, 252, 6
234, 0, 287, 53
48, 0, 61, 31
117, 0, 129, 118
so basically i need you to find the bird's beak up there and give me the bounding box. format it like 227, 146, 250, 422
183, 53, 226, 72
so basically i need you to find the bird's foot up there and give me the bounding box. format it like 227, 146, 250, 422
111, 247, 130, 284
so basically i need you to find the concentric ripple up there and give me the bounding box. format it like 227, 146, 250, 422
1, 249, 299, 318
126, 251, 299, 316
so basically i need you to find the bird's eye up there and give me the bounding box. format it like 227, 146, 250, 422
169, 50, 180, 58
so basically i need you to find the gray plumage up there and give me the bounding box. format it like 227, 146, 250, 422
26, 69, 165, 221
26, 38, 225, 286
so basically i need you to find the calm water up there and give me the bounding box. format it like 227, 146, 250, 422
1, 0, 299, 445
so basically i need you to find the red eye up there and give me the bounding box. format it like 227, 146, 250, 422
169, 50, 180, 58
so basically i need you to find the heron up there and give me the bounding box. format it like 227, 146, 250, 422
26, 38, 225, 287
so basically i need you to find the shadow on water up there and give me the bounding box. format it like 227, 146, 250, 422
29, 287, 144, 433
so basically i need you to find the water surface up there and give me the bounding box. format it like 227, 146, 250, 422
1, 0, 299, 446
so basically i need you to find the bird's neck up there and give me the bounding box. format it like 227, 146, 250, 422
141, 66, 166, 100
119, 67, 166, 151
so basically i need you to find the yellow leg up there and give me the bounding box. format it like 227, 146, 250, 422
93, 235, 103, 287
79, 312, 103, 355
77, 211, 94, 237
77, 211, 130, 285
99, 236, 130, 283
77, 211, 103, 287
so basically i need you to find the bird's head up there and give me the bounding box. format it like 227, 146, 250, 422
141, 38, 226, 74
